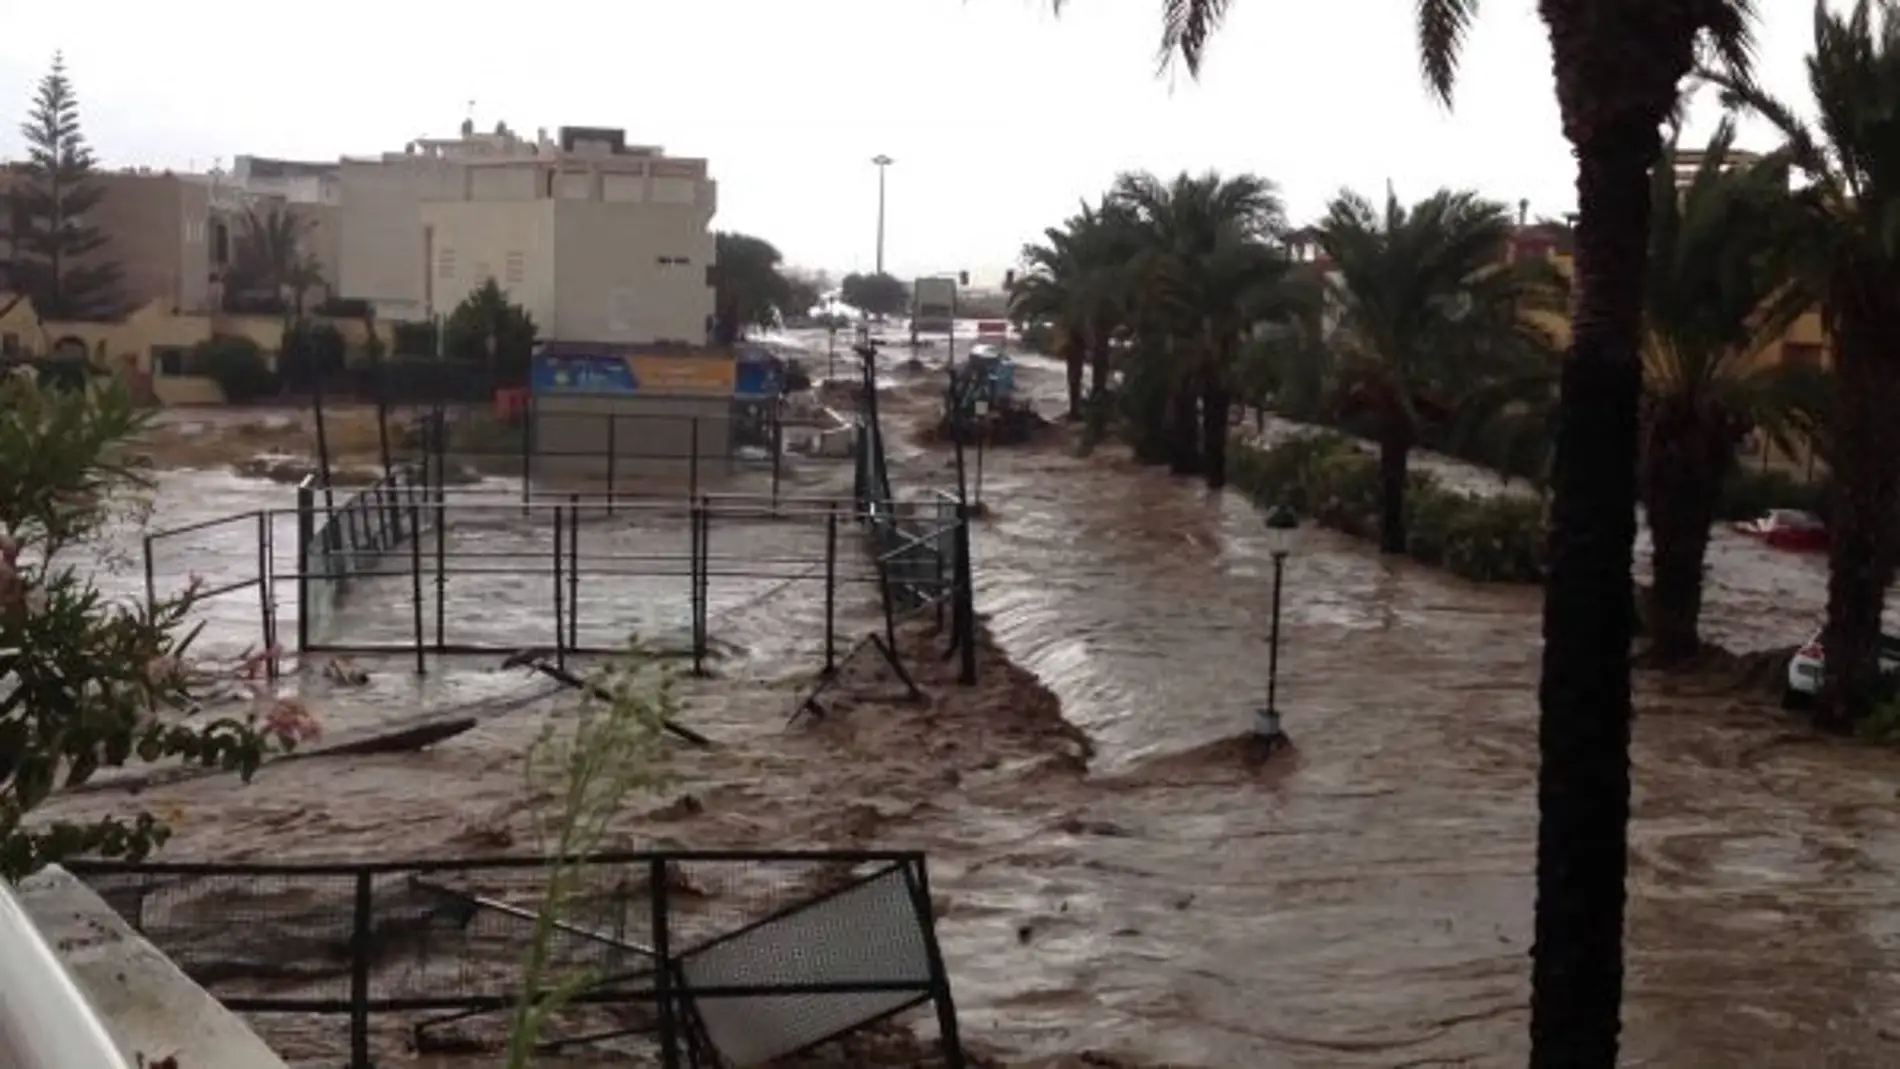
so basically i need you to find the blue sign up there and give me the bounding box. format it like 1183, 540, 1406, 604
734, 361, 781, 398
531, 352, 637, 394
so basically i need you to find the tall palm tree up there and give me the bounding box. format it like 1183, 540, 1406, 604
1010, 199, 1137, 419
1059, 0, 1762, 1061
1638, 124, 1814, 664
1315, 186, 1564, 552
226, 204, 324, 315
1111, 170, 1290, 487
1707, 0, 1900, 729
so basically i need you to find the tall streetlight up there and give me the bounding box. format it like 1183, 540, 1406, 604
871, 155, 893, 276
1256, 504, 1301, 749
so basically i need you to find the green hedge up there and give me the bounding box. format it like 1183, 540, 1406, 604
1267, 401, 1828, 522
1230, 434, 1547, 584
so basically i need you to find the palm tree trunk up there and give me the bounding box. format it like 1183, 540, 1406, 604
1200, 382, 1231, 489
1529, 116, 1653, 1069
1168, 378, 1200, 475
1089, 338, 1112, 402
1642, 454, 1718, 665
1377, 425, 1411, 554
1064, 331, 1085, 420
1820, 323, 1900, 729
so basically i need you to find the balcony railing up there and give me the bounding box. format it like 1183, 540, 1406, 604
0, 877, 132, 1069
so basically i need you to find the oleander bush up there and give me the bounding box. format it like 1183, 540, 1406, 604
1230, 433, 1547, 583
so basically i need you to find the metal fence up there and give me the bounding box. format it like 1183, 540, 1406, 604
299, 462, 438, 644
850, 347, 977, 682
64, 851, 964, 1069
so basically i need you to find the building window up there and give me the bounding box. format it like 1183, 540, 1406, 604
153, 346, 188, 377
505, 251, 525, 284
437, 248, 456, 280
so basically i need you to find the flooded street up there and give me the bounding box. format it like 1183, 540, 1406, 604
35, 333, 1900, 1066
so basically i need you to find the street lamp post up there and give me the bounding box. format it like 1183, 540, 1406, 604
1256, 504, 1301, 747
871, 155, 893, 276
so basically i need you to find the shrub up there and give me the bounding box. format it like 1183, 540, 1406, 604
1230, 434, 1547, 583
188, 335, 278, 402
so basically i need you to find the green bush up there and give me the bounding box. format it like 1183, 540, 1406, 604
188, 335, 278, 402
1230, 434, 1547, 583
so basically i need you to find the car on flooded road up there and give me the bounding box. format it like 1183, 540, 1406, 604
1783, 626, 1900, 709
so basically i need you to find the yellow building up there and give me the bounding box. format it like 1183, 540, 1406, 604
0, 293, 373, 405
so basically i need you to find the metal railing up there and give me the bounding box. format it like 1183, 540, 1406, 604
0, 878, 132, 1069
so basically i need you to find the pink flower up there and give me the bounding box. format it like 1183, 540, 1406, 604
263, 698, 321, 745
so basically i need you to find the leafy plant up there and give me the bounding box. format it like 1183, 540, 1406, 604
1230, 433, 1546, 583
188, 335, 277, 403
506, 642, 676, 1066
0, 374, 312, 881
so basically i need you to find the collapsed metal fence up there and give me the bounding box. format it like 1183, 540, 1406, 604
851, 346, 978, 684
65, 851, 966, 1069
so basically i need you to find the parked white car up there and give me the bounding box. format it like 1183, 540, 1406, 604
1783, 626, 1900, 708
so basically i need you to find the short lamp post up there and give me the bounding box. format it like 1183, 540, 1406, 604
1256, 504, 1301, 745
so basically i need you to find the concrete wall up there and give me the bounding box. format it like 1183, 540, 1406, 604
533, 393, 730, 478
423, 198, 558, 329
337, 156, 463, 321
17, 865, 288, 1069
552, 199, 713, 344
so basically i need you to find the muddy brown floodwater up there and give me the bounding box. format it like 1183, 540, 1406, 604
35, 335, 1900, 1067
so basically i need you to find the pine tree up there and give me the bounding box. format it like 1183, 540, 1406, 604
7, 53, 123, 321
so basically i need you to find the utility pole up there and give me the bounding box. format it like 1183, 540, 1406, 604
872, 155, 893, 276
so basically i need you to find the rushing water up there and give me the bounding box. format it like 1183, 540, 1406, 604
34, 337, 1900, 1066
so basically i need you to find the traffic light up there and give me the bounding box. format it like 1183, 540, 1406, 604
958, 270, 969, 286
1004, 269, 1015, 289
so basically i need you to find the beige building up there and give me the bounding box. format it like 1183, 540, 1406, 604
0, 167, 214, 317
337, 124, 716, 343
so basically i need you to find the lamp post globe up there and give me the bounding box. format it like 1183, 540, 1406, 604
1264, 504, 1301, 558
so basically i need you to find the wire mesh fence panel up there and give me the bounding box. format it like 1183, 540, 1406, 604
75, 868, 363, 1007
64, 852, 961, 1069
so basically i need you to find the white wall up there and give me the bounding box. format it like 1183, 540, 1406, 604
552, 199, 713, 344
337, 157, 462, 321
423, 199, 558, 330
17, 866, 289, 1069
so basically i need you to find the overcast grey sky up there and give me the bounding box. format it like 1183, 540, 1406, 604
0, 1, 1823, 285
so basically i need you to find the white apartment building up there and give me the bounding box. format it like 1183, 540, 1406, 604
336, 124, 716, 344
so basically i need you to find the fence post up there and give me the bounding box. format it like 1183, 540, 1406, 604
142, 532, 157, 608
434, 475, 447, 652
296, 480, 314, 654
256, 511, 277, 679
689, 417, 700, 503
691, 498, 708, 676
349, 871, 373, 1069
408, 489, 427, 676
824, 506, 838, 676
651, 857, 682, 1069
554, 504, 567, 672
568, 492, 581, 650
908, 859, 968, 1069
606, 413, 618, 516
521, 401, 534, 517
954, 509, 977, 686
770, 404, 783, 515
